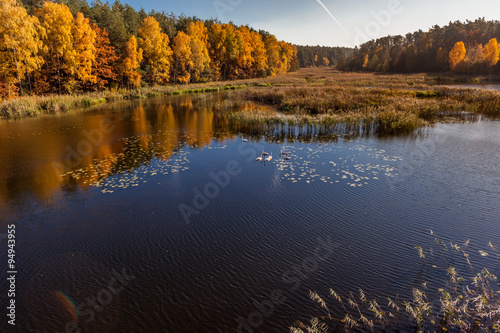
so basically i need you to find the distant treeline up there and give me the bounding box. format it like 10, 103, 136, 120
295, 45, 354, 69
347, 18, 500, 74
0, 0, 298, 100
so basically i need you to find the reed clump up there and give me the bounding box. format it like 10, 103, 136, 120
291, 233, 500, 333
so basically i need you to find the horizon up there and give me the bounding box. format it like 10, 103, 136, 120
118, 0, 499, 47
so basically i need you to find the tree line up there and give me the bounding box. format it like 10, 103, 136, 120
0, 0, 298, 99
346, 18, 500, 74
295, 45, 353, 69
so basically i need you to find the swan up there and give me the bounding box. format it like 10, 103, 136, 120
262, 149, 269, 156
256, 154, 263, 162
280, 148, 289, 156
265, 153, 273, 162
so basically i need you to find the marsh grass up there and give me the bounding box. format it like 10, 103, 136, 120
218, 68, 500, 135
291, 233, 500, 333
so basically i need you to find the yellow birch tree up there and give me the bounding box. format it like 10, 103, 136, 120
171, 31, 192, 84
36, 1, 75, 93
235, 26, 254, 78
187, 21, 211, 82
138, 16, 173, 85
72, 13, 96, 85
122, 35, 143, 87
250, 30, 267, 77
0, 0, 44, 98
265, 35, 282, 76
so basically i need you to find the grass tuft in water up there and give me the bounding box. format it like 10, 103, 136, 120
290, 233, 500, 332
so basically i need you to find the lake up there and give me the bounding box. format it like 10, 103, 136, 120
1, 93, 499, 332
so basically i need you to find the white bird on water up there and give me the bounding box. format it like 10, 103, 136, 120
265, 152, 273, 162
256, 154, 263, 162
280, 149, 289, 156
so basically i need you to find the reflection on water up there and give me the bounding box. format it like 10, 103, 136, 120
0, 95, 232, 211
0, 93, 380, 210
1, 93, 500, 332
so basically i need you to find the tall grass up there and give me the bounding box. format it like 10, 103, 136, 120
290, 233, 500, 332
219, 71, 500, 135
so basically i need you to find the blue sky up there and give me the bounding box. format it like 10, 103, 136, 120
126, 0, 499, 47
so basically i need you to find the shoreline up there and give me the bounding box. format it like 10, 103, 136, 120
0, 81, 266, 120
3, 69, 500, 135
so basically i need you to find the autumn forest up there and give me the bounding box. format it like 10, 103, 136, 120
0, 0, 298, 100
2, 0, 500, 103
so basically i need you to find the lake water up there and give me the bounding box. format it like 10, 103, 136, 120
1, 94, 499, 332
447, 83, 500, 91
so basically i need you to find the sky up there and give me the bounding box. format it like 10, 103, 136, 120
125, 0, 500, 47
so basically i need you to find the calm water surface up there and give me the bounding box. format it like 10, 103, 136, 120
0, 94, 499, 332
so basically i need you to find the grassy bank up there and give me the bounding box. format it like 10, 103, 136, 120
215, 68, 500, 135
0, 79, 268, 119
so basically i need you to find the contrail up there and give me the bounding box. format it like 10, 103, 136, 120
315, 0, 350, 37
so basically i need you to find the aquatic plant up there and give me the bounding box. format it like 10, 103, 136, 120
290, 233, 500, 332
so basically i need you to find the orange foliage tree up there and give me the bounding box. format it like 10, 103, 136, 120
171, 31, 192, 84
85, 24, 118, 91
72, 13, 97, 88
279, 41, 297, 74
449, 41, 466, 73
208, 24, 240, 80
235, 26, 254, 79
121, 35, 143, 87
35, 1, 75, 93
264, 35, 282, 76
138, 16, 172, 85
483, 38, 500, 67
0, 0, 44, 99
186, 21, 211, 82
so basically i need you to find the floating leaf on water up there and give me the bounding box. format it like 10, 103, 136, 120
479, 250, 489, 257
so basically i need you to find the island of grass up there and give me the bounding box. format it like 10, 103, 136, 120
218, 68, 500, 135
